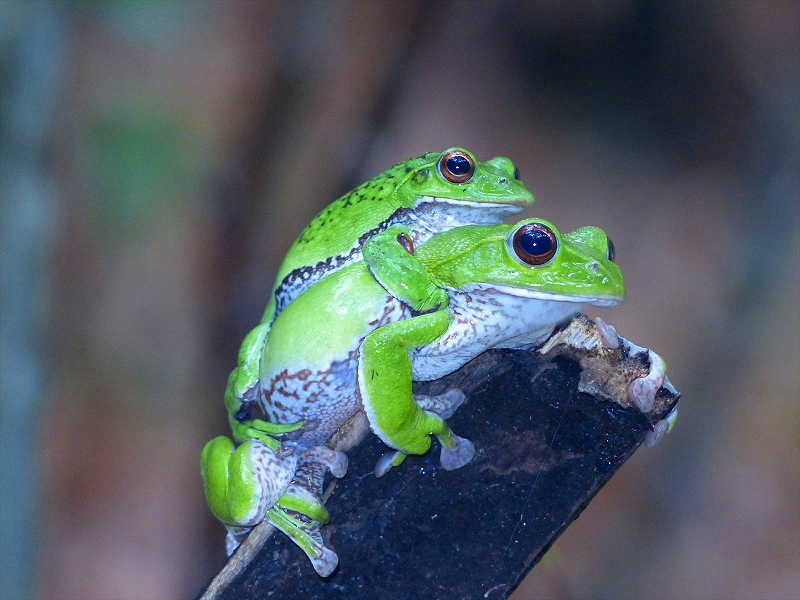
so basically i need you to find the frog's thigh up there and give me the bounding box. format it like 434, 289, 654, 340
358, 309, 455, 455
201, 436, 297, 528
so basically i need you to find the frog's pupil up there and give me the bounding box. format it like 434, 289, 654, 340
520, 228, 553, 256
446, 155, 471, 176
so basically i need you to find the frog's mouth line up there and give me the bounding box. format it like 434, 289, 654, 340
459, 283, 623, 307
422, 198, 526, 209
412, 196, 524, 218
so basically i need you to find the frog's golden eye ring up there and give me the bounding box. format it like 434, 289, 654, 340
509, 222, 559, 266
438, 150, 475, 184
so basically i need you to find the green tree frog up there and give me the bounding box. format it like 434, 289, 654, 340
225, 149, 534, 449
202, 217, 625, 576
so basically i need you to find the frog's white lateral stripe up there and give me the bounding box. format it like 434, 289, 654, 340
458, 283, 622, 307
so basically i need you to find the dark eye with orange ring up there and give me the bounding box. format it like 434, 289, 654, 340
438, 150, 475, 184
510, 223, 558, 266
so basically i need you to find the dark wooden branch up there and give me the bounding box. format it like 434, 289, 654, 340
199, 325, 679, 600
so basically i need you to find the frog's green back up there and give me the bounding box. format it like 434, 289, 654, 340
278, 153, 437, 282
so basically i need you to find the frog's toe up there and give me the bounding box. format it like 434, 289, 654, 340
312, 547, 339, 578
645, 404, 679, 447
374, 450, 405, 477
225, 528, 249, 556
628, 349, 666, 413
416, 388, 466, 420
266, 504, 339, 576
439, 434, 475, 471
301, 446, 348, 478
620, 337, 666, 413
327, 452, 348, 478
593, 316, 620, 349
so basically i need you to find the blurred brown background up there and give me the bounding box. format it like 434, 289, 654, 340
1, 1, 797, 599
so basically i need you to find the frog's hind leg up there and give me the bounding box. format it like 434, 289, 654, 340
358, 310, 475, 474
224, 323, 304, 447
201, 436, 298, 552
268, 446, 348, 576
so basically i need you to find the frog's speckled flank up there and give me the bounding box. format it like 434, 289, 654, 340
202, 215, 628, 575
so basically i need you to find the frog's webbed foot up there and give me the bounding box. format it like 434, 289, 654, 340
248, 445, 348, 576
617, 333, 667, 413
375, 429, 474, 476
266, 496, 339, 577
415, 388, 466, 420
538, 315, 678, 444
373, 389, 471, 477
299, 446, 348, 479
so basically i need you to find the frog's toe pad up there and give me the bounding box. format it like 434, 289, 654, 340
644, 404, 679, 447
312, 547, 339, 578
224, 528, 249, 556
328, 451, 348, 478
374, 451, 403, 478
439, 435, 475, 471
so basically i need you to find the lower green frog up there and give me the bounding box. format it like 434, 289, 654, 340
202, 218, 625, 575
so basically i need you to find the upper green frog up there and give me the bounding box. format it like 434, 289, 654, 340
227, 149, 534, 450
202, 217, 624, 576
265, 148, 534, 322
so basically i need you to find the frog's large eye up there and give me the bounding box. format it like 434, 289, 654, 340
607, 238, 616, 262
509, 222, 558, 266
438, 150, 475, 184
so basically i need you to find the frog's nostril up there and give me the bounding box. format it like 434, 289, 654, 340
499, 178, 507, 184
589, 262, 600, 271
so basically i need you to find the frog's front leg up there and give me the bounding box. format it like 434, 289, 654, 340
362, 224, 449, 314
358, 308, 475, 474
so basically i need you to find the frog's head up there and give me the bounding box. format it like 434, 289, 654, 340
416, 218, 625, 305
392, 148, 535, 222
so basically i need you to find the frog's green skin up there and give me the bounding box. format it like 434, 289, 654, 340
202, 217, 624, 576
225, 149, 534, 448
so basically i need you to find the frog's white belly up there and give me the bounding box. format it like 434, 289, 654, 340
260, 353, 360, 446
411, 284, 583, 381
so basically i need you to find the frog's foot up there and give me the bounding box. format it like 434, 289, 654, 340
619, 336, 666, 413
373, 430, 474, 476
224, 526, 250, 556
374, 450, 406, 477
437, 430, 475, 471
644, 395, 679, 447
299, 446, 348, 479
269, 484, 339, 576
415, 388, 466, 420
